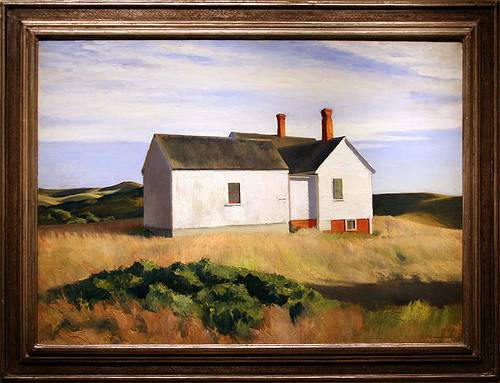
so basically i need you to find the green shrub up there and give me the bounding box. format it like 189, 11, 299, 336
92, 270, 143, 294
38, 207, 96, 225
78, 211, 100, 223
144, 282, 198, 317
37, 210, 60, 225
66, 216, 87, 224
237, 270, 324, 317
238, 273, 290, 305
197, 283, 263, 337
140, 259, 160, 273
191, 258, 239, 285
51, 208, 72, 222
288, 301, 305, 322
144, 282, 173, 312
47, 278, 112, 309
46, 259, 327, 338
167, 262, 205, 294
130, 261, 204, 298
170, 293, 199, 317
38, 207, 74, 224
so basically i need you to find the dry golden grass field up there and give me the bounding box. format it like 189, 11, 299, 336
39, 298, 461, 344
38, 216, 461, 291
38, 216, 462, 344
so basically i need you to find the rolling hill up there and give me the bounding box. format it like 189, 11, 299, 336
38, 182, 462, 229
38, 181, 143, 225
373, 193, 462, 229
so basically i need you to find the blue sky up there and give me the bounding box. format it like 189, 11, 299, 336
38, 40, 462, 195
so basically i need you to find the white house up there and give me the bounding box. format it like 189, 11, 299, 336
142, 108, 375, 237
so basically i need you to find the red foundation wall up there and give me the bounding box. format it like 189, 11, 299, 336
325, 219, 370, 234
356, 218, 370, 233
290, 219, 317, 230
330, 219, 345, 233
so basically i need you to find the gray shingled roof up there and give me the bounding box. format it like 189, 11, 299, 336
278, 137, 344, 174
155, 134, 289, 170
278, 137, 375, 174
229, 132, 316, 148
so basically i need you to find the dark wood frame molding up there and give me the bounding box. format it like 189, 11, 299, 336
0, 1, 498, 381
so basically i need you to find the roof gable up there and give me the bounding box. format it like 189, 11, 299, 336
153, 134, 289, 170
278, 137, 344, 174
278, 137, 375, 175
344, 138, 376, 174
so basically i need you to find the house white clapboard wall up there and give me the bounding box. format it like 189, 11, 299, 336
143, 108, 375, 237
142, 134, 290, 236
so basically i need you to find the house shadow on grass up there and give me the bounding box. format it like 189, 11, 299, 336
309, 278, 462, 310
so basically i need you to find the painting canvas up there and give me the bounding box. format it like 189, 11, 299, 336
37, 40, 463, 344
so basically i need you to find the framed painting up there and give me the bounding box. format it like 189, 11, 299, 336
0, 0, 498, 382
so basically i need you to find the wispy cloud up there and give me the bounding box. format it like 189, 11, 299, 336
39, 40, 462, 143
319, 41, 462, 80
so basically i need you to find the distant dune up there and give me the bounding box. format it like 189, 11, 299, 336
38, 181, 143, 224
373, 193, 462, 229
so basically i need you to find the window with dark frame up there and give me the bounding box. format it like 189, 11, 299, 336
333, 178, 343, 200
346, 219, 356, 231
228, 182, 241, 204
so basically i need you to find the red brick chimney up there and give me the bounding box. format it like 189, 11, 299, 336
276, 113, 286, 137
321, 108, 334, 142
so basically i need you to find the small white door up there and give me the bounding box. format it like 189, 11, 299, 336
289, 176, 317, 220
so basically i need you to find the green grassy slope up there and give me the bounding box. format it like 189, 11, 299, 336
38, 181, 143, 225
373, 193, 462, 229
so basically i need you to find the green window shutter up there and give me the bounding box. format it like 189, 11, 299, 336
333, 178, 343, 199
228, 183, 241, 204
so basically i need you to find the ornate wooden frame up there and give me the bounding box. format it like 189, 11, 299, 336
0, 0, 498, 381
